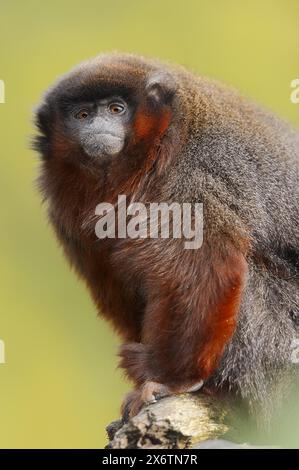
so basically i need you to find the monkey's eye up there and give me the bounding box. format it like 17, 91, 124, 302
108, 102, 125, 115
74, 109, 89, 120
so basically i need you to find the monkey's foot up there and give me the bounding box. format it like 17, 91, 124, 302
121, 380, 204, 420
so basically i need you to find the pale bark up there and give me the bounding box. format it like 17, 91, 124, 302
106, 393, 231, 449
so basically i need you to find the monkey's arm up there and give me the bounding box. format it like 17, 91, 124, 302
119, 236, 248, 413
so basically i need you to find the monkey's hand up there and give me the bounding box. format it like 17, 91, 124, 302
121, 382, 169, 420
121, 380, 204, 419
119, 342, 204, 418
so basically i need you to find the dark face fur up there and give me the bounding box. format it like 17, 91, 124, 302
34, 55, 182, 177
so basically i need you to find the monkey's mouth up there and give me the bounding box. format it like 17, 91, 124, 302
82, 133, 124, 158
94, 131, 123, 138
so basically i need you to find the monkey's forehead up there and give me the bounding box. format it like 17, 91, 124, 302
44, 53, 172, 105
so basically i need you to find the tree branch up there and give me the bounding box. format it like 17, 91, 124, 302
106, 393, 231, 449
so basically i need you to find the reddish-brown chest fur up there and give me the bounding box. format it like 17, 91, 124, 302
42, 158, 147, 342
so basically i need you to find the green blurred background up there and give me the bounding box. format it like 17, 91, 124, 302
0, 0, 299, 448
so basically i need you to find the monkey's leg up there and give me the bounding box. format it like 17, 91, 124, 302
119, 239, 248, 417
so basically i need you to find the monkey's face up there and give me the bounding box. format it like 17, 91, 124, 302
34, 54, 181, 172
64, 96, 132, 158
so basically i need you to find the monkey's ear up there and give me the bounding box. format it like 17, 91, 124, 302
145, 71, 177, 107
